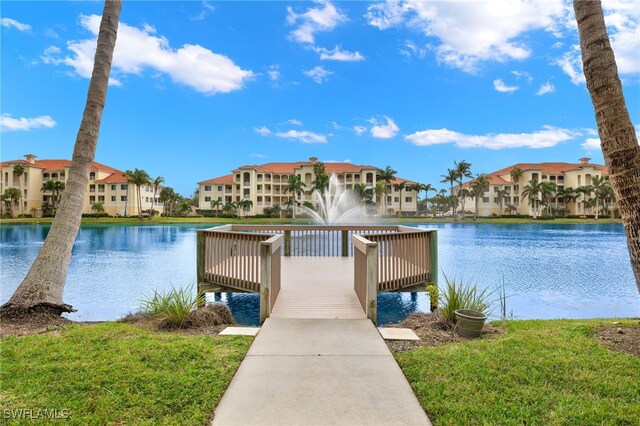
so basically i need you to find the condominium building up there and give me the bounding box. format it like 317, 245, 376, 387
198, 157, 418, 216
457, 157, 610, 217
1, 154, 163, 217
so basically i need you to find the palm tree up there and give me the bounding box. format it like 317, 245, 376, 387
521, 179, 543, 218
41, 179, 65, 214
223, 201, 237, 217
469, 174, 491, 220
353, 183, 372, 204
510, 166, 523, 206
440, 169, 458, 219
557, 187, 578, 217
373, 183, 386, 216
311, 173, 330, 197
601, 184, 615, 218
393, 181, 406, 216
378, 166, 397, 216
454, 160, 473, 219
91, 202, 105, 218
283, 174, 306, 219
284, 197, 294, 218
1, 0, 122, 317
12, 164, 26, 217
574, 0, 640, 290
159, 187, 176, 216
496, 187, 509, 217
540, 181, 557, 216
240, 199, 253, 218
210, 199, 222, 217
151, 176, 164, 215
577, 185, 594, 216
2, 187, 22, 218
125, 169, 151, 220
590, 175, 611, 220
413, 183, 435, 216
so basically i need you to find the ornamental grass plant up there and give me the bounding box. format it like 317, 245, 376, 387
438, 274, 493, 324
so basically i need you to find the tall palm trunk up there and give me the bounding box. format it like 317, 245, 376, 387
574, 0, 640, 290
1, 0, 122, 316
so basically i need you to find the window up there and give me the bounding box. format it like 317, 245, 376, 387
217, 186, 223, 191
90, 196, 95, 203
204, 185, 211, 191
405, 197, 412, 203
217, 197, 222, 201
89, 172, 96, 180
387, 196, 392, 202
482, 197, 489, 203
204, 196, 211, 202
121, 184, 127, 190
98, 196, 105, 202
494, 187, 499, 193
121, 196, 127, 201
111, 184, 116, 190
257, 184, 262, 190
98, 184, 105, 192
394, 197, 400, 203
145, 197, 149, 202
89, 184, 95, 193
111, 196, 116, 202
235, 174, 240, 181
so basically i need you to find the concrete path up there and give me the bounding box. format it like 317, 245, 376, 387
212, 318, 431, 426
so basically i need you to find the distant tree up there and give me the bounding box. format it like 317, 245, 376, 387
210, 199, 222, 217
2, 187, 21, 218
590, 176, 611, 220
557, 187, 578, 218
393, 181, 407, 216
496, 187, 509, 217
151, 176, 164, 214
91, 202, 105, 218
159, 187, 177, 216
469, 174, 492, 220
223, 201, 237, 217
125, 169, 151, 220
41, 179, 65, 214
577, 185, 594, 216
311, 174, 330, 197
377, 166, 397, 216
12, 164, 26, 216
454, 160, 473, 219
373, 183, 386, 216
521, 179, 543, 218
540, 181, 557, 216
353, 183, 372, 204
510, 166, 523, 203
0, 0, 122, 318
413, 183, 435, 216
284, 174, 306, 219
441, 169, 458, 219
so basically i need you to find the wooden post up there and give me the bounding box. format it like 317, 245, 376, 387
259, 243, 271, 324
429, 230, 438, 287
366, 244, 378, 324
196, 230, 206, 307
284, 230, 291, 257
341, 230, 349, 256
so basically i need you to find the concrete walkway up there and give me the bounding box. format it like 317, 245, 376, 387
212, 318, 431, 426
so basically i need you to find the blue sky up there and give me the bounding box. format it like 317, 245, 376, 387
2, 0, 639, 195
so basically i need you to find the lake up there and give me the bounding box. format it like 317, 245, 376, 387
1, 223, 638, 325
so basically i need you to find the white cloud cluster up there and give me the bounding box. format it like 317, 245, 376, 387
42, 14, 253, 95
1, 114, 56, 132
399, 40, 428, 59
254, 126, 272, 136
405, 126, 577, 149
286, 0, 346, 44
366, 0, 564, 72
536, 82, 555, 96
580, 125, 640, 150
1, 18, 31, 32
353, 125, 367, 135
304, 66, 333, 84
274, 130, 328, 144
267, 65, 280, 81
287, 119, 303, 126
312, 45, 364, 62
493, 79, 519, 93
369, 116, 400, 139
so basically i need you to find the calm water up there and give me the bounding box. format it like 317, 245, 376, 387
1, 223, 638, 325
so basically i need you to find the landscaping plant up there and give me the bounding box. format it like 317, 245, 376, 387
438, 274, 493, 324
141, 284, 205, 328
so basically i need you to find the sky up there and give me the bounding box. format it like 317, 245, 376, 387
1, 0, 639, 195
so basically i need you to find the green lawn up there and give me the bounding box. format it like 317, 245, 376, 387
0, 216, 622, 225
397, 319, 640, 425
0, 323, 252, 425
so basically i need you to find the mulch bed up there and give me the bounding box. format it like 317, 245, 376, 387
384, 311, 504, 352
596, 321, 640, 358
0, 312, 72, 338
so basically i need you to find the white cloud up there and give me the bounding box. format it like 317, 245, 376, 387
312, 45, 365, 61
511, 70, 532, 84
493, 79, 519, 93
581, 137, 601, 150
42, 14, 253, 95
369, 116, 399, 139
1, 18, 31, 32
353, 125, 367, 135
190, 1, 215, 21
304, 65, 333, 83
286, 0, 347, 44
274, 129, 328, 144
251, 153, 267, 158
288, 119, 303, 126
1, 114, 56, 132
555, 47, 586, 85
405, 126, 577, 149
366, 0, 564, 72
267, 65, 280, 81
536, 82, 555, 96
254, 126, 272, 136
399, 40, 428, 59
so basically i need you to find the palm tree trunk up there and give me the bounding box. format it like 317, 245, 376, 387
574, 0, 640, 289
137, 184, 143, 220
1, 0, 122, 316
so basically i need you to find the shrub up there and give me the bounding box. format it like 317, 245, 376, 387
438, 275, 493, 324
140, 284, 204, 328
426, 284, 438, 311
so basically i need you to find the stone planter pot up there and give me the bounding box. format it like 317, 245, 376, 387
454, 309, 487, 338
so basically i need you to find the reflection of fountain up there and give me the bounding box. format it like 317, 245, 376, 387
299, 174, 367, 224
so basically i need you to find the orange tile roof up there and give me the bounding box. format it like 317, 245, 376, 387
1, 158, 123, 174
198, 174, 235, 185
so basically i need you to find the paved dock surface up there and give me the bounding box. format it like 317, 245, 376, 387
211, 318, 431, 426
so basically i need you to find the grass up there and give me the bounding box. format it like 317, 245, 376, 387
0, 216, 623, 225
396, 319, 640, 425
0, 323, 252, 425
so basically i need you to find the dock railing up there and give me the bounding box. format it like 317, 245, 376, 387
259, 234, 283, 324
353, 234, 378, 322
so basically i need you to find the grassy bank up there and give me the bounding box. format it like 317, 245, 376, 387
0, 216, 623, 225
397, 319, 639, 425
0, 323, 251, 425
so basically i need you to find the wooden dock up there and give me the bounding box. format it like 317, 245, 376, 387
270, 257, 366, 319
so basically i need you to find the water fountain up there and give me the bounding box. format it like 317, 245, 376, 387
298, 174, 368, 224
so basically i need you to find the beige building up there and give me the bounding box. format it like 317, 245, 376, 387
198, 157, 418, 216
1, 154, 163, 217
457, 158, 610, 217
